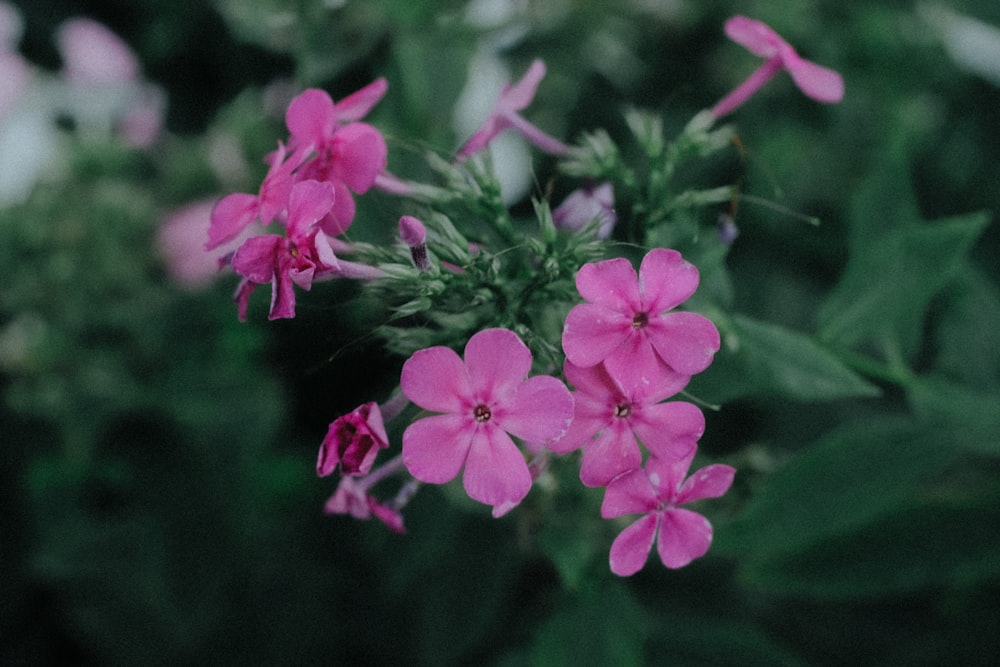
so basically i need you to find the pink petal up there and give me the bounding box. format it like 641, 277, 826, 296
496, 374, 574, 445
234, 279, 257, 321
462, 426, 532, 512
723, 15, 786, 59
631, 401, 704, 461
402, 413, 473, 484
401, 345, 471, 413
656, 508, 713, 569
57, 18, 138, 85
330, 122, 388, 193
580, 424, 642, 488
335, 77, 388, 123
231, 235, 281, 283
320, 180, 357, 236
564, 358, 623, 399
562, 303, 632, 368
786, 55, 845, 103
464, 328, 532, 402
286, 88, 336, 148
456, 115, 505, 159
503, 112, 569, 156
368, 498, 406, 534
269, 258, 304, 320
609, 514, 658, 576
647, 311, 720, 376
601, 467, 658, 518
639, 248, 700, 314
502, 59, 547, 111
207, 193, 259, 250
676, 463, 737, 505
644, 452, 695, 502
574, 257, 642, 311
286, 180, 335, 240
603, 331, 669, 396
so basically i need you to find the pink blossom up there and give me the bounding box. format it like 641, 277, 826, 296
557, 360, 705, 487
206, 142, 303, 251
601, 451, 735, 575
56, 18, 139, 85
317, 401, 390, 477
284, 83, 388, 235
400, 328, 574, 517
711, 15, 845, 118
230, 179, 339, 320
456, 59, 569, 160
324, 476, 405, 534
553, 181, 616, 239
561, 248, 720, 393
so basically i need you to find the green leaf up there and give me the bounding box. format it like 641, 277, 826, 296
743, 495, 1000, 600
907, 374, 1000, 457
818, 212, 990, 361
690, 314, 880, 403
715, 418, 964, 561
932, 267, 1000, 391
648, 613, 805, 667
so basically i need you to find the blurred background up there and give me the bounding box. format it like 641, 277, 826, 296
1, 0, 998, 664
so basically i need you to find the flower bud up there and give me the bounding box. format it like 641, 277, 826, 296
399, 215, 431, 271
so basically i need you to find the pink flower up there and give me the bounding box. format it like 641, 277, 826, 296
284, 82, 389, 235
230, 179, 339, 320
324, 476, 405, 534
557, 360, 705, 487
56, 17, 138, 85
400, 328, 574, 517
456, 59, 569, 160
317, 401, 390, 477
561, 248, 720, 393
206, 142, 303, 251
601, 451, 735, 575
711, 15, 845, 118
553, 181, 617, 239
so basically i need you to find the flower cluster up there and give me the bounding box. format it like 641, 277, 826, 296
204, 16, 843, 575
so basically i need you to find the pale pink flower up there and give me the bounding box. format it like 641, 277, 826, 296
711, 15, 845, 118
230, 179, 339, 320
561, 248, 720, 393
553, 181, 616, 239
601, 451, 735, 575
400, 328, 574, 517
284, 82, 388, 235
56, 18, 139, 85
557, 360, 705, 488
324, 476, 405, 534
317, 401, 390, 477
456, 59, 569, 160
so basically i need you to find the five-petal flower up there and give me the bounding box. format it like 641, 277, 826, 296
601, 451, 735, 575
400, 328, 574, 517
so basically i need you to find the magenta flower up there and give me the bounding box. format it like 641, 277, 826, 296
317, 401, 390, 477
284, 84, 388, 235
557, 360, 705, 488
711, 15, 845, 118
553, 181, 617, 239
400, 328, 574, 517
601, 451, 735, 575
456, 59, 569, 160
562, 248, 720, 393
324, 476, 405, 534
206, 142, 303, 250
230, 179, 339, 320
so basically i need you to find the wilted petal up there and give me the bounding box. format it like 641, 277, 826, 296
609, 514, 657, 576
657, 508, 713, 569
401, 346, 471, 413
462, 426, 532, 512
402, 413, 472, 484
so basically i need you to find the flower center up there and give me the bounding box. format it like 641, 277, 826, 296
474, 404, 492, 422
632, 311, 649, 329
614, 403, 631, 418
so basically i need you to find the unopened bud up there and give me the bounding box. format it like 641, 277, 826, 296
399, 215, 431, 271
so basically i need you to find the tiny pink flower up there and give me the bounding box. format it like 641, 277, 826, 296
324, 476, 405, 534
457, 59, 569, 160
284, 83, 389, 235
553, 181, 617, 239
557, 360, 705, 487
562, 248, 720, 393
317, 401, 390, 477
400, 328, 574, 517
711, 15, 845, 118
601, 451, 735, 576
230, 179, 339, 320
